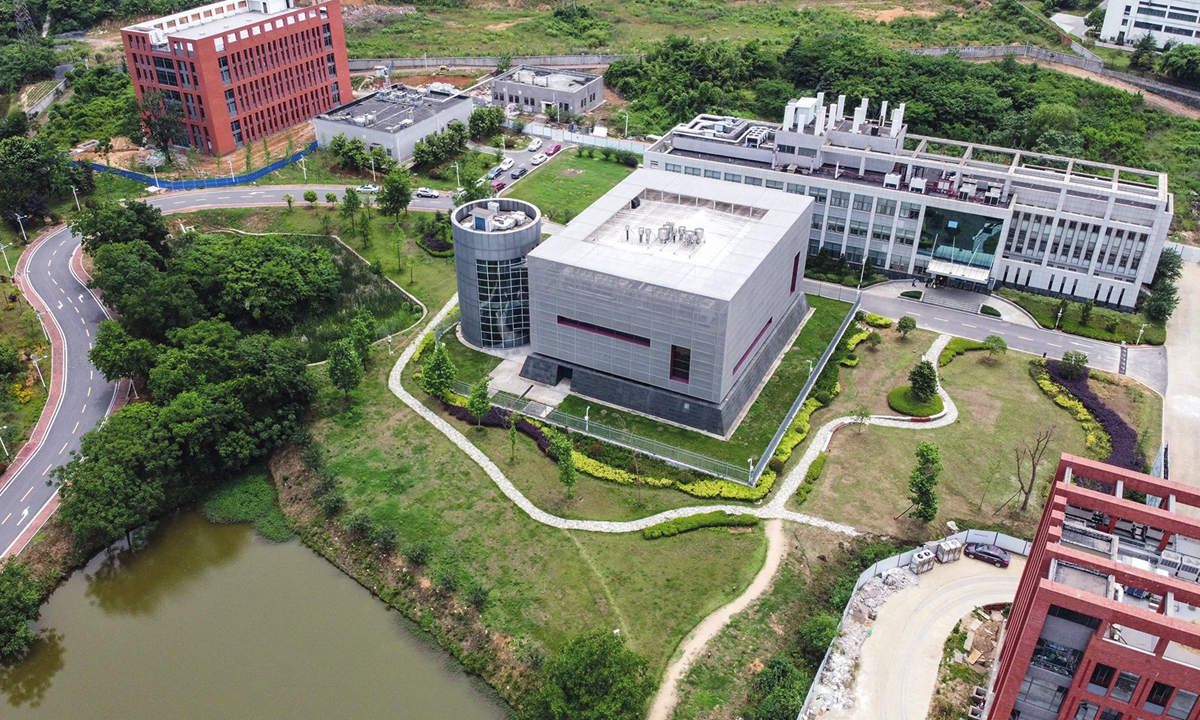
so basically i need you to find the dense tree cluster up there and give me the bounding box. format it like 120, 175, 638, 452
326, 132, 398, 176
53, 200, 330, 550
0, 135, 93, 233
468, 106, 507, 139
410, 121, 468, 168
0, 41, 58, 94
519, 629, 655, 720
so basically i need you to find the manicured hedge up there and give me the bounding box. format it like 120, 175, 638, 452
794, 452, 827, 507
980, 304, 1001, 317
1029, 360, 1112, 462
1047, 360, 1144, 471
938, 337, 989, 367
417, 238, 454, 258
900, 290, 923, 300
642, 511, 759, 539
841, 354, 859, 367
886, 386, 944, 417
864, 313, 893, 329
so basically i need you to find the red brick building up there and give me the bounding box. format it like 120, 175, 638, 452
121, 0, 351, 156
991, 454, 1200, 720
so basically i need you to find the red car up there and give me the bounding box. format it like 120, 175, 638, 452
546, 143, 562, 156
491, 180, 507, 192
965, 543, 1011, 568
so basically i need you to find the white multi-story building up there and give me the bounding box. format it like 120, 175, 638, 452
644, 95, 1173, 310
1099, 0, 1200, 46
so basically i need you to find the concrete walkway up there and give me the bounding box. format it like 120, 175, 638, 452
821, 556, 1025, 720
1166, 262, 1200, 491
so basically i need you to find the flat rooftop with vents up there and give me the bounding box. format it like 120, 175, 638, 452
491, 65, 604, 114
312, 83, 473, 162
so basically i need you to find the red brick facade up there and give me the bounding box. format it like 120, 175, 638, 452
991, 455, 1200, 720
122, 0, 351, 156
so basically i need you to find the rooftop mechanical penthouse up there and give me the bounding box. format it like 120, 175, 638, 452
645, 95, 1172, 310
991, 455, 1200, 720
514, 169, 814, 435
122, 0, 352, 156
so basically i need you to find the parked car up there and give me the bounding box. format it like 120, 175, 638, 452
499, 157, 514, 172
491, 180, 507, 192
510, 166, 528, 180
414, 187, 439, 198
530, 153, 548, 166
546, 143, 562, 156
964, 543, 1010, 568
527, 138, 543, 152
486, 166, 504, 180
356, 184, 379, 194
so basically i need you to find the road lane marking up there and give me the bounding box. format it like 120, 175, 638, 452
934, 317, 949, 322
217, 195, 231, 199
1070, 341, 1088, 346
1018, 336, 1035, 341
1049, 343, 1063, 348
72, 421, 79, 433
59, 442, 67, 454
81, 318, 85, 324
992, 330, 1006, 335
908, 312, 922, 317
87, 386, 91, 397
46, 259, 51, 267
20, 486, 32, 502
52, 278, 57, 285
43, 464, 51, 475
75, 307, 79, 313
90, 370, 93, 380
86, 328, 90, 337
962, 323, 977, 328
17, 508, 27, 525
1, 514, 8, 525
81, 404, 86, 413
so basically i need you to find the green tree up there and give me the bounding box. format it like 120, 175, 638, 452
1144, 280, 1179, 323
864, 331, 882, 350
798, 613, 840, 664
754, 655, 811, 720
325, 192, 337, 209
0, 343, 20, 378
906, 441, 942, 523
0, 42, 56, 93
1079, 299, 1094, 325
340, 187, 361, 234
1059, 351, 1089, 380
896, 315, 916, 337
1130, 32, 1159, 71
1027, 103, 1079, 144
553, 433, 577, 498
467, 378, 490, 427
89, 320, 159, 385
326, 338, 363, 399
1084, 6, 1106, 34
520, 629, 655, 720
469, 106, 507, 139
52, 402, 177, 549
421, 341, 456, 399
71, 199, 170, 256
509, 410, 523, 461
348, 308, 375, 369
983, 334, 1008, 360
137, 89, 185, 164
0, 559, 40, 657
378, 169, 413, 220
908, 359, 938, 404
1154, 247, 1183, 286
304, 189, 318, 208
1160, 43, 1200, 82
283, 193, 294, 212
359, 210, 372, 249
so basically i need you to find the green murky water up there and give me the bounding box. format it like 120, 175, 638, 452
1, 512, 508, 719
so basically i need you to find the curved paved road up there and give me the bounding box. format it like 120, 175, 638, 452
0, 185, 453, 558
821, 556, 1025, 720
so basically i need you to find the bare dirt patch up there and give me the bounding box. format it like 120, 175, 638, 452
394, 72, 477, 88
486, 21, 521, 30
562, 168, 584, 176
874, 6, 939, 21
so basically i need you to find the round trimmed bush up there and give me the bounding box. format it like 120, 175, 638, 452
980, 304, 1002, 317
887, 386, 945, 417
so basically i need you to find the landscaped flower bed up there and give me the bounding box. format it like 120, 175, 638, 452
886, 386, 944, 417
1047, 361, 1144, 471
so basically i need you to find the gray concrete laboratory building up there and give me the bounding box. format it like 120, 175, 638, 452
491, 65, 603, 115
514, 169, 813, 435
313, 83, 472, 163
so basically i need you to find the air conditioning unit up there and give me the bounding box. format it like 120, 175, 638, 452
1179, 555, 1200, 582
148, 28, 168, 47
1160, 549, 1184, 576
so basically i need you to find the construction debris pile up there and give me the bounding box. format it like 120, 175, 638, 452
804, 567, 919, 717
342, 4, 415, 31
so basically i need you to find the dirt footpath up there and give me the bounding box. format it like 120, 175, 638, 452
968, 56, 1200, 119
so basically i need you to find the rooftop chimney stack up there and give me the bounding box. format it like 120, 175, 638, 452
826, 106, 837, 135
783, 100, 798, 133
852, 100, 868, 134
890, 103, 906, 138
836, 94, 846, 121
880, 100, 888, 126
815, 102, 827, 136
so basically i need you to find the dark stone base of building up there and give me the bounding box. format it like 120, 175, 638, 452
520, 296, 810, 436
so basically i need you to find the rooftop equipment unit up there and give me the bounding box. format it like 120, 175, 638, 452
487, 201, 500, 212
148, 28, 168, 47
694, 227, 705, 244
398, 118, 413, 129
1160, 549, 1183, 576
910, 548, 935, 574
1179, 555, 1200, 582
351, 116, 367, 126
936, 538, 963, 563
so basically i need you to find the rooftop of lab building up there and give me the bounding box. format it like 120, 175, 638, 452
528, 169, 812, 300
316, 83, 470, 133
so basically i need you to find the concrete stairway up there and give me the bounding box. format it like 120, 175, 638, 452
920, 289, 984, 315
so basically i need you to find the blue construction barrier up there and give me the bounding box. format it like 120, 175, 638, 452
78, 141, 319, 191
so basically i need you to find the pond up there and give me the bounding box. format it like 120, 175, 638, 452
1, 512, 509, 719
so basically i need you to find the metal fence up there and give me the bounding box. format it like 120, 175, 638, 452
347, 54, 632, 72
77, 141, 318, 191
798, 529, 1032, 720
510, 120, 650, 155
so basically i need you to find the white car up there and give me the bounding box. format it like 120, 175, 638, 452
356, 184, 379, 194
498, 157, 514, 172
527, 138, 543, 152
414, 187, 439, 198
530, 153, 548, 166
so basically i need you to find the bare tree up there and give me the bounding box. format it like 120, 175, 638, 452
1015, 426, 1056, 512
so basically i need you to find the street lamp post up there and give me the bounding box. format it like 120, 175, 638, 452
747, 457, 755, 483
452, 162, 461, 189
0, 242, 12, 277
300, 156, 307, 182
30, 354, 46, 389
13, 214, 28, 245
71, 186, 81, 212
151, 165, 159, 188
1055, 307, 1063, 330
228, 157, 235, 181
585, 405, 590, 433
0, 426, 10, 461
1137, 323, 1146, 345
807, 359, 814, 375
370, 156, 376, 183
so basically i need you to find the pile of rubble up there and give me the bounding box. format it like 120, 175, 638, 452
342, 4, 415, 31
803, 567, 919, 717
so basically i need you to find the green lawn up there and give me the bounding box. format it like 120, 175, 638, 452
795, 351, 1098, 539
504, 152, 635, 223
996, 287, 1165, 345
344, 0, 1063, 59
557, 295, 852, 465
173, 206, 460, 314
255, 149, 373, 187
313, 344, 767, 677
441, 332, 502, 384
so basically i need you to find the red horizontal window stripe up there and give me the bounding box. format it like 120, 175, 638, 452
732, 318, 773, 376
557, 316, 650, 347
